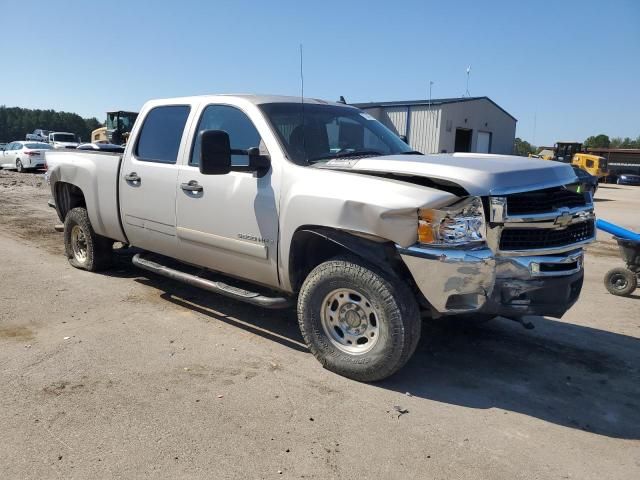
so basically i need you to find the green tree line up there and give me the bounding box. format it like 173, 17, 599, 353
514, 133, 640, 156
583, 134, 640, 149
0, 106, 102, 143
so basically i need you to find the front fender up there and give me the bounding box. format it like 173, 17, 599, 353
278, 166, 457, 291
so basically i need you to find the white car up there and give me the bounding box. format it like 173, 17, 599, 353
0, 141, 53, 172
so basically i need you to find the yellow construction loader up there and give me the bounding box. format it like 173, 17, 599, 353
554, 142, 608, 178
91, 111, 138, 145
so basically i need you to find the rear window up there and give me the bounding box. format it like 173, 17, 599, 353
135, 105, 191, 164
25, 143, 52, 149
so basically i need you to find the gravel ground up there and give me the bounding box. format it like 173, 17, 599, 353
0, 169, 639, 479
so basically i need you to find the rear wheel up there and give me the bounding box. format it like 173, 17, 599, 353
16, 159, 24, 173
604, 267, 637, 296
297, 256, 421, 382
63, 207, 113, 271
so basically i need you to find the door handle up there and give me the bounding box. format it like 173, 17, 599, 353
124, 172, 141, 182
180, 180, 203, 193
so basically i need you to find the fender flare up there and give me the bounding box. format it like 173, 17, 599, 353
288, 226, 408, 292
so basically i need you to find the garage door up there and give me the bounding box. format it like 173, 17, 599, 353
477, 131, 492, 153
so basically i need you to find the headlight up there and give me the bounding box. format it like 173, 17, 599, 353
418, 196, 486, 246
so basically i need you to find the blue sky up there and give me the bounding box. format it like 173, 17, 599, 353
1, 0, 638, 146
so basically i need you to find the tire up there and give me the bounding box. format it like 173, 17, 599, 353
16, 159, 24, 173
63, 207, 113, 271
604, 267, 637, 296
297, 256, 421, 382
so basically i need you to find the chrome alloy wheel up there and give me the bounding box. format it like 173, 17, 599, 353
70, 225, 88, 264
320, 288, 380, 354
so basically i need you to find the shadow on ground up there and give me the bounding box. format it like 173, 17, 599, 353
108, 253, 640, 440
382, 317, 640, 440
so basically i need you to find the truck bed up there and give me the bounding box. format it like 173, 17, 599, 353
45, 150, 127, 243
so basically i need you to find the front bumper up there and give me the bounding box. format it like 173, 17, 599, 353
398, 245, 584, 319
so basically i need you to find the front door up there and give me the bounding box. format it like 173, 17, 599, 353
454, 128, 472, 152
175, 104, 279, 288
119, 104, 192, 257
477, 131, 492, 153
2, 143, 15, 165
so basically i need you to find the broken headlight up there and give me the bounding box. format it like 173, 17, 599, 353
418, 196, 486, 246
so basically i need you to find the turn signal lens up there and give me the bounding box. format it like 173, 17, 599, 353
417, 219, 435, 243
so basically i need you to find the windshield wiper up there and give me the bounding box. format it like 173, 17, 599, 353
308, 149, 383, 163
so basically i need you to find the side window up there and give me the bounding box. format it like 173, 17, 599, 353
135, 105, 190, 164
191, 105, 262, 167
586, 159, 594, 168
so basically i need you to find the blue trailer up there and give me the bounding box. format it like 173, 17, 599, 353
596, 219, 640, 296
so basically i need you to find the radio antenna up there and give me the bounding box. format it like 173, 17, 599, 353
465, 65, 471, 97
299, 44, 304, 103
299, 44, 306, 158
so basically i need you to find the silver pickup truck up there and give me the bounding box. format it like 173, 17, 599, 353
46, 94, 595, 381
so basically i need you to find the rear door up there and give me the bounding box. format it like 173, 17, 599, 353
11, 143, 22, 166
119, 104, 192, 257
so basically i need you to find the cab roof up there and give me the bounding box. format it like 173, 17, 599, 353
146, 94, 353, 108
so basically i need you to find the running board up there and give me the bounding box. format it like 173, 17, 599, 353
132, 253, 291, 309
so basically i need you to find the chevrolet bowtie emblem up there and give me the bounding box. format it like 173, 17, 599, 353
554, 211, 573, 228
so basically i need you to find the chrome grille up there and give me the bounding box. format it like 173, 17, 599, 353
506, 186, 588, 215
499, 220, 595, 251
488, 186, 596, 255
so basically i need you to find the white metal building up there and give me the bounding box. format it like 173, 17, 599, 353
353, 97, 517, 155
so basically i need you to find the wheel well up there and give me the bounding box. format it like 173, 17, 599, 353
288, 227, 414, 293
54, 182, 86, 221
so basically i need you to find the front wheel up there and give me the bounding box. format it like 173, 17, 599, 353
63, 207, 113, 271
297, 256, 421, 382
604, 267, 637, 296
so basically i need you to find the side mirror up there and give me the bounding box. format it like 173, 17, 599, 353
247, 147, 271, 177
200, 130, 231, 175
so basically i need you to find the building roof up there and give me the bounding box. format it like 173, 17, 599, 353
352, 96, 517, 122
586, 148, 640, 154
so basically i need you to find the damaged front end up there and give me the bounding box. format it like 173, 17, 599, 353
397, 185, 594, 323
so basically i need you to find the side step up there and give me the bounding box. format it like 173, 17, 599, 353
132, 253, 291, 309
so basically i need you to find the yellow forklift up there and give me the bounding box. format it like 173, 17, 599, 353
554, 141, 608, 178
91, 111, 139, 145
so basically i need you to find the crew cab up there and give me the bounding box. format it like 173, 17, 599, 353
46, 95, 595, 381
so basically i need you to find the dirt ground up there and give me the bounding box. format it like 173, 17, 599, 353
1, 169, 639, 479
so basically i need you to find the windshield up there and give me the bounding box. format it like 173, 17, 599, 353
52, 133, 76, 142
25, 143, 52, 149
107, 112, 137, 131
259, 103, 414, 164
599, 156, 608, 170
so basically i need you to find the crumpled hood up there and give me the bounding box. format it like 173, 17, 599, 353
317, 153, 578, 196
